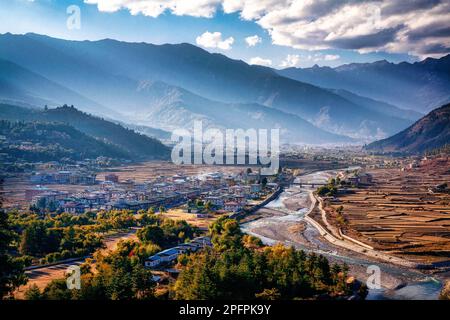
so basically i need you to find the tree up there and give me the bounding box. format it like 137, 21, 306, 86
0, 209, 27, 299
440, 281, 450, 300
60, 226, 77, 252
36, 197, 47, 210
204, 201, 212, 212
174, 221, 364, 300
255, 288, 280, 300
209, 217, 243, 251
137, 225, 165, 246
139, 213, 159, 227
42, 279, 72, 300
196, 199, 204, 207
261, 177, 268, 188
73, 244, 155, 300
24, 284, 43, 300
47, 201, 58, 213
20, 221, 47, 256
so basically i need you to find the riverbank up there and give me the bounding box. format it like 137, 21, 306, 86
240, 169, 445, 299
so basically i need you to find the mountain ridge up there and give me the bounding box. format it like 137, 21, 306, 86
0, 104, 171, 159
0, 33, 416, 142
365, 103, 450, 154
278, 54, 450, 113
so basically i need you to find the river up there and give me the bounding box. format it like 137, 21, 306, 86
241, 170, 443, 300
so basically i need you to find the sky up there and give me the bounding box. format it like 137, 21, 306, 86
1, 0, 449, 68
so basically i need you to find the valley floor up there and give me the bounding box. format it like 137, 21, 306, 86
324, 157, 450, 266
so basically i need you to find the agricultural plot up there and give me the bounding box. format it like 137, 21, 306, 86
332, 157, 450, 264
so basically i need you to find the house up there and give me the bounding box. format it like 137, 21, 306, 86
359, 173, 373, 185
347, 176, 360, 186
63, 202, 86, 214
250, 183, 262, 193
191, 236, 212, 248
144, 237, 212, 269
225, 176, 236, 186
157, 248, 180, 263
55, 171, 71, 184
30, 173, 54, 184
145, 255, 162, 268
266, 182, 278, 189
105, 174, 119, 183
244, 172, 260, 184
224, 201, 243, 212
177, 243, 200, 252
33, 191, 69, 204
204, 196, 224, 207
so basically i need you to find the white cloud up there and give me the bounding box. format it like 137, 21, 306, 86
84, 0, 222, 18
85, 0, 450, 58
224, 0, 450, 58
196, 31, 234, 50
245, 35, 262, 47
249, 56, 272, 66
279, 54, 300, 68
324, 54, 340, 61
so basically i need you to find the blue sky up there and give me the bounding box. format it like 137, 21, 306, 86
1, 0, 445, 68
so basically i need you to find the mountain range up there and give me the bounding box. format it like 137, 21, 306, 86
0, 33, 438, 144
366, 103, 450, 154
278, 56, 450, 113
0, 104, 170, 160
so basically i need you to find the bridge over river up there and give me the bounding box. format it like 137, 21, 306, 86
292, 181, 327, 188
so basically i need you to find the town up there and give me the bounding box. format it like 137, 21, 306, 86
25, 167, 282, 216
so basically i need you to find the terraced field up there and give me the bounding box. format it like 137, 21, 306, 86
332, 157, 450, 265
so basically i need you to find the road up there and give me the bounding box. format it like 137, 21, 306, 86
305, 192, 418, 268
14, 229, 138, 298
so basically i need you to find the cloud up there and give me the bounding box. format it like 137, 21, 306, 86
85, 0, 450, 57
279, 54, 300, 67
249, 56, 272, 66
84, 0, 222, 18
245, 35, 262, 47
196, 31, 234, 50
324, 54, 340, 61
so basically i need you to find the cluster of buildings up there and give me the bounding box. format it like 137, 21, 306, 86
30, 170, 96, 185
26, 169, 279, 215
337, 170, 373, 186
144, 236, 212, 269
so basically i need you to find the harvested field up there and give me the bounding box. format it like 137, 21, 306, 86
162, 208, 228, 230
328, 157, 450, 265
95, 161, 246, 183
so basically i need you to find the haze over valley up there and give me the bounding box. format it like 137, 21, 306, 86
2, 33, 448, 145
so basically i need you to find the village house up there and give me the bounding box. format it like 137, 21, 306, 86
224, 201, 243, 212
250, 183, 262, 193
32, 190, 69, 205
144, 237, 212, 269
105, 173, 119, 183
63, 202, 86, 214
